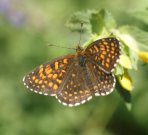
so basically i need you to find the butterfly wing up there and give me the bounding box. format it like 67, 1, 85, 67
86, 61, 116, 96
56, 61, 93, 107
23, 54, 76, 96
84, 37, 121, 73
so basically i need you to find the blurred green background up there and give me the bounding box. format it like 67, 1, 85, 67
0, 0, 148, 135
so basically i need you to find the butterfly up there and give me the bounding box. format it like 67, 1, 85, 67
23, 37, 121, 107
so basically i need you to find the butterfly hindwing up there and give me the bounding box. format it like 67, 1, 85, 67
86, 61, 116, 96
56, 62, 93, 106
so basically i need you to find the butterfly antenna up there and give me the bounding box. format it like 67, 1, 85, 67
48, 44, 76, 50
78, 23, 83, 46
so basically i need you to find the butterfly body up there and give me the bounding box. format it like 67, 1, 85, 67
23, 37, 121, 107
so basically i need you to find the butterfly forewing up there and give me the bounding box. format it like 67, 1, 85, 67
85, 37, 121, 73
23, 54, 76, 96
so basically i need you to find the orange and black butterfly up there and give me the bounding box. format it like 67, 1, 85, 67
23, 37, 121, 107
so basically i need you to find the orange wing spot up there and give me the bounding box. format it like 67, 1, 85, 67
59, 72, 63, 77
64, 97, 67, 100
115, 53, 118, 56
48, 74, 53, 78
62, 70, 66, 73
94, 45, 99, 52
59, 64, 64, 67
105, 80, 108, 83
106, 45, 109, 49
75, 96, 78, 99
32, 76, 36, 80
105, 63, 109, 68
39, 67, 44, 73
39, 73, 44, 78
79, 90, 83, 94
107, 49, 110, 52
100, 47, 105, 51
69, 98, 72, 101
53, 84, 58, 90
98, 57, 101, 61
74, 92, 77, 95
48, 82, 53, 87
72, 74, 76, 77
55, 62, 59, 70
103, 41, 108, 45
66, 84, 69, 89
69, 94, 72, 97
111, 43, 114, 46
70, 81, 73, 85
106, 58, 110, 63
45, 68, 52, 74
64, 91, 68, 95
63, 59, 68, 64
95, 56, 98, 60
102, 61, 105, 66
44, 80, 48, 84
39, 80, 43, 84
42, 85, 45, 88
102, 51, 107, 55
112, 55, 115, 59
112, 47, 115, 51
89, 48, 93, 53
42, 76, 46, 79
53, 74, 57, 79
111, 51, 114, 54
100, 54, 105, 59
85, 90, 89, 94
108, 54, 111, 57
56, 79, 62, 84
93, 86, 97, 89
35, 79, 39, 83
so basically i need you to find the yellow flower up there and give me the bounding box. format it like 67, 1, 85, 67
138, 51, 148, 63
118, 70, 133, 91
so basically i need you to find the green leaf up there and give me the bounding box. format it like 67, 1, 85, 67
99, 9, 117, 30
90, 9, 117, 34
130, 10, 148, 25
114, 64, 124, 75
66, 11, 91, 32
119, 26, 148, 51
66, 9, 117, 35
90, 11, 104, 34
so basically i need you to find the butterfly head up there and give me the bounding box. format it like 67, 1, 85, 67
76, 45, 83, 54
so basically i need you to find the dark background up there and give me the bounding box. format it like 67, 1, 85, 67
0, 0, 148, 135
